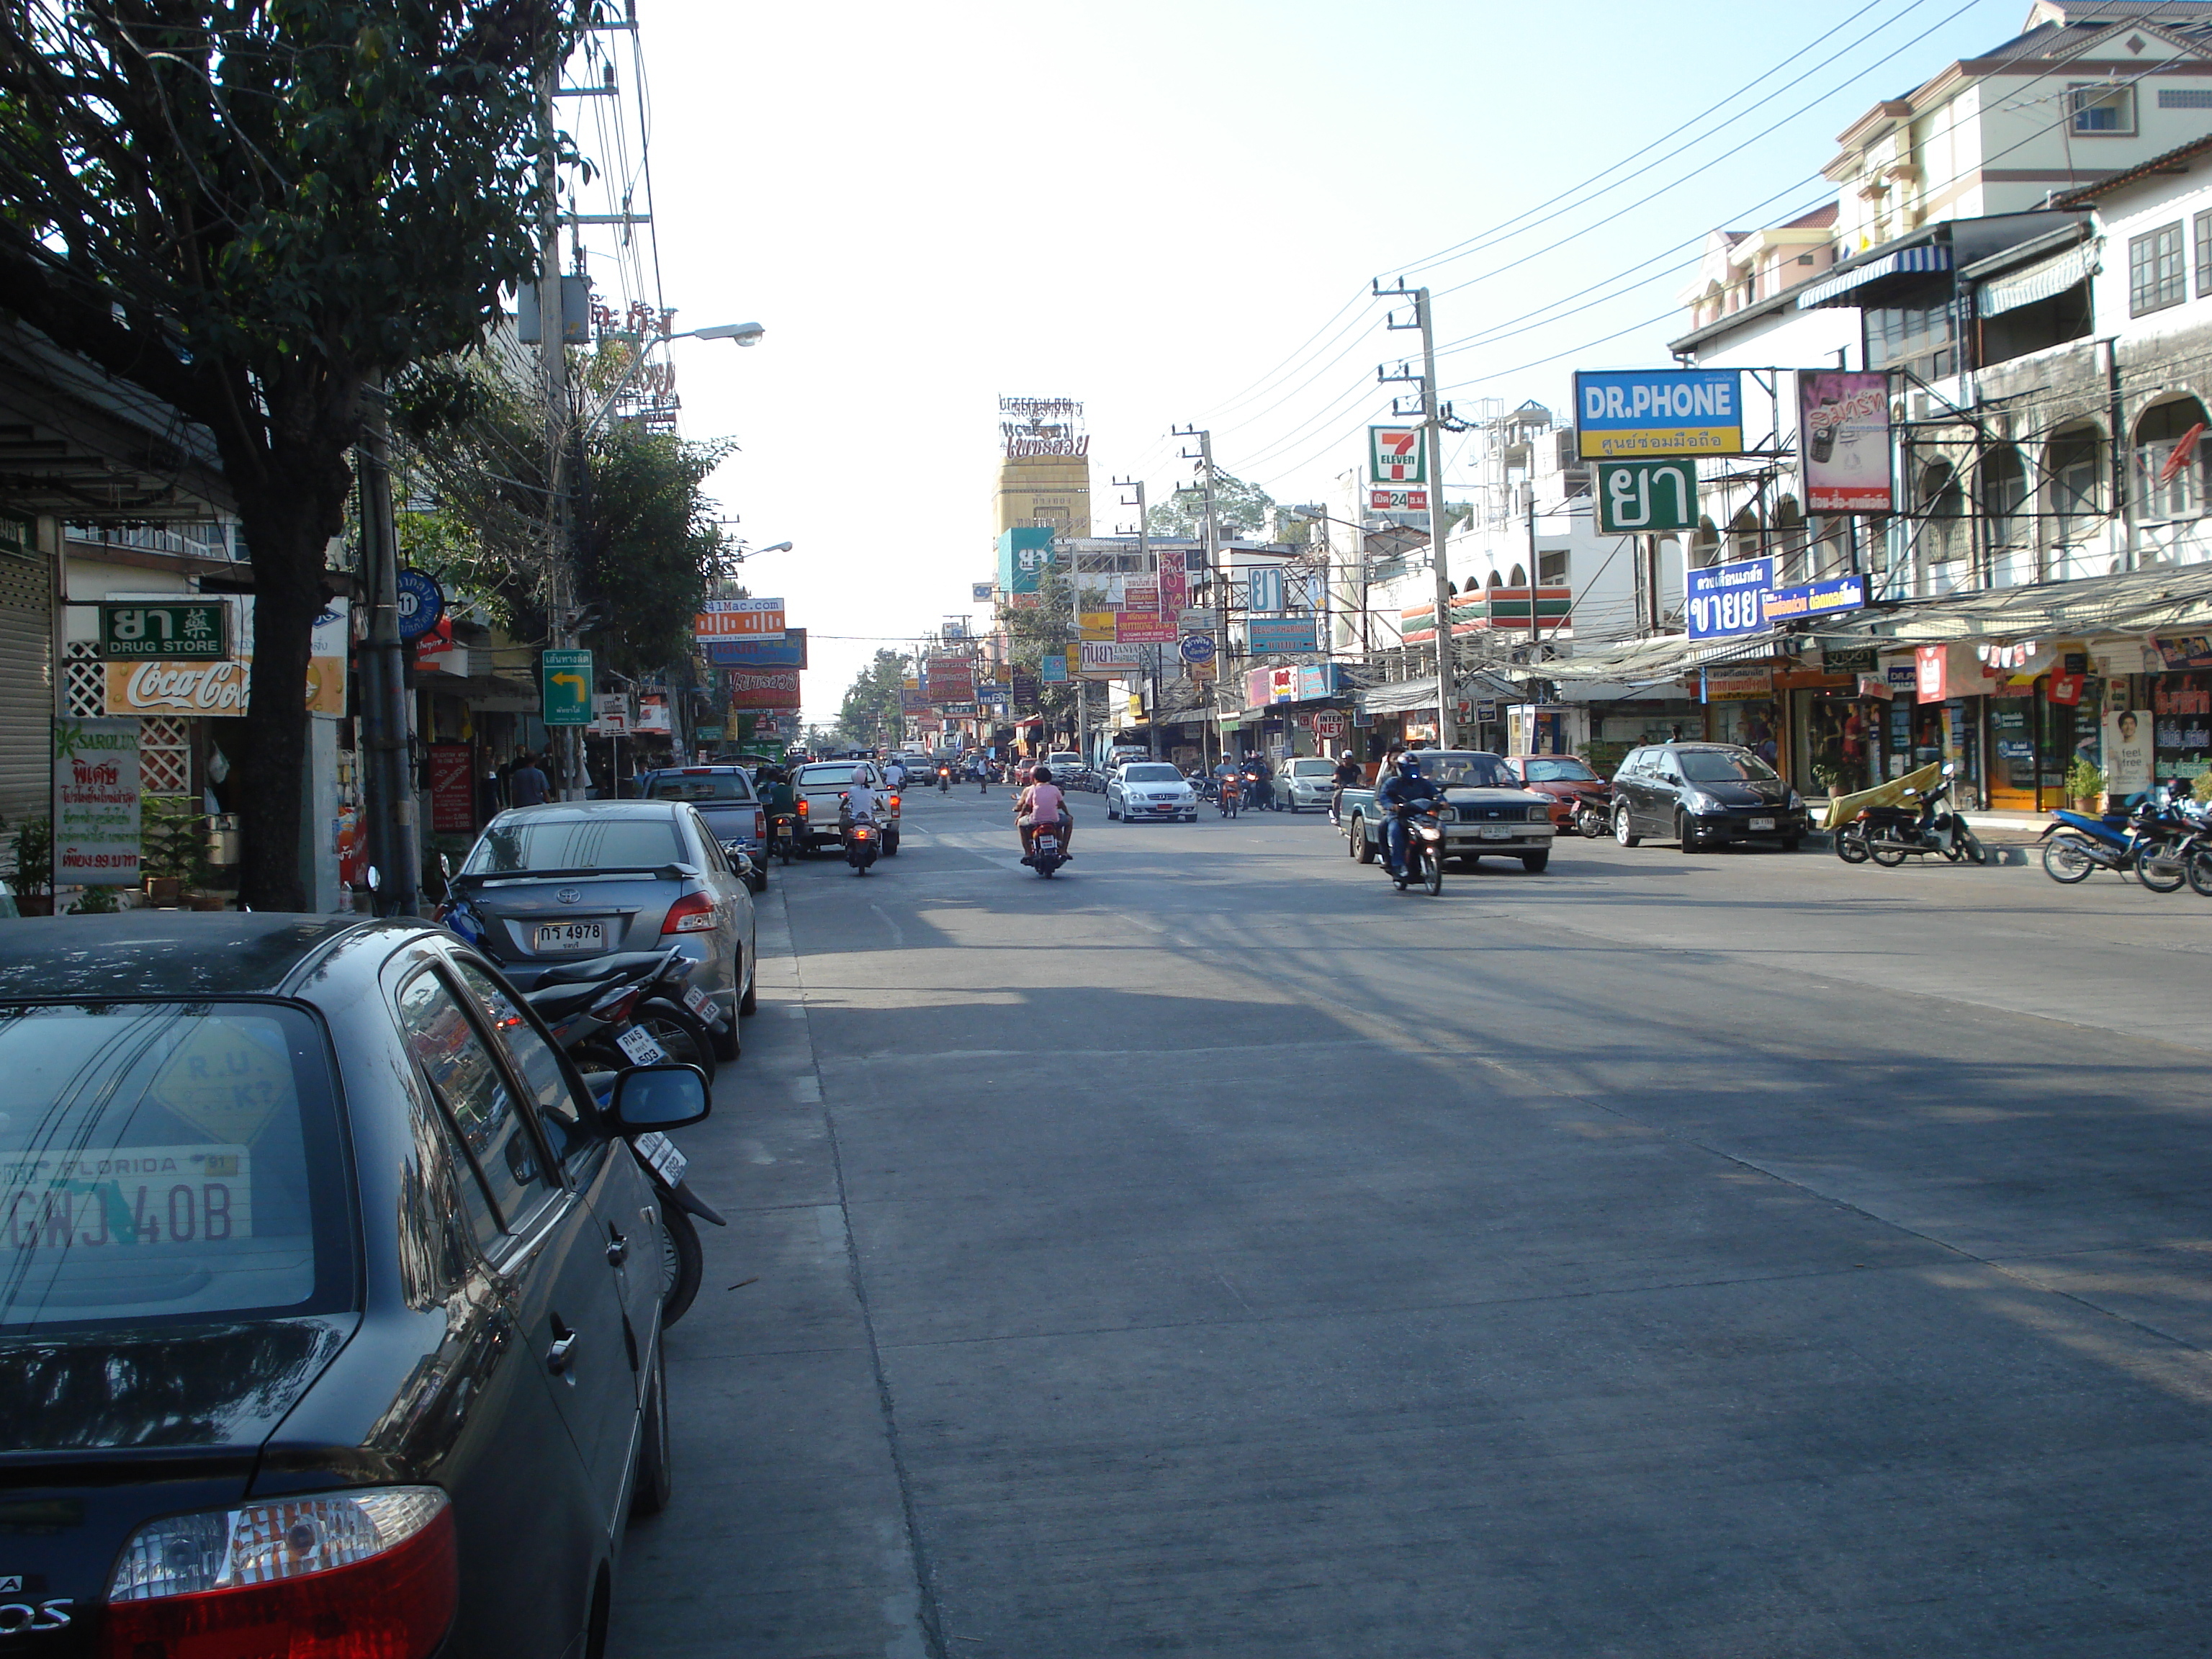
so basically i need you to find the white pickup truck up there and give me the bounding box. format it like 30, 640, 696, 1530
791, 759, 902, 855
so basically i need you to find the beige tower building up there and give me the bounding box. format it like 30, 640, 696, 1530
994, 396, 1089, 536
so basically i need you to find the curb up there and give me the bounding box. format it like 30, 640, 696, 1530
1802, 826, 2031, 865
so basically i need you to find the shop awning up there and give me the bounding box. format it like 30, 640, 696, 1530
1796, 243, 1951, 309
1806, 563, 2212, 647
1359, 675, 1442, 716
1541, 630, 1782, 688
1975, 241, 2098, 318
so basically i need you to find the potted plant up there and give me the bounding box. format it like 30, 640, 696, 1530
140, 799, 209, 908
2064, 755, 2105, 813
11, 816, 52, 916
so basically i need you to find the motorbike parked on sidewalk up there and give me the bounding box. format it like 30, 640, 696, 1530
1837, 762, 1985, 868
2041, 789, 2193, 889
522, 947, 723, 1079
1380, 801, 1447, 896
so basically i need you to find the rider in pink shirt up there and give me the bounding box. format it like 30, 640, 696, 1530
1016, 767, 1074, 861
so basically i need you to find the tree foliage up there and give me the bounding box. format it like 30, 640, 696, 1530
1146, 466, 1277, 540
835, 649, 910, 750
994, 570, 1079, 728
0, 0, 589, 907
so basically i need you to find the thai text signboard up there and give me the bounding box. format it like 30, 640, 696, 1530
99, 601, 228, 660
55, 718, 140, 886
1799, 369, 1894, 513
1686, 557, 1773, 640
1575, 369, 1742, 459
1594, 460, 1699, 534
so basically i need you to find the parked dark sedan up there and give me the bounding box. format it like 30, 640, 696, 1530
0, 914, 709, 1659
1609, 742, 1810, 851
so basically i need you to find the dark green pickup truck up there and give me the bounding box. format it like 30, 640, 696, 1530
1339, 750, 1559, 873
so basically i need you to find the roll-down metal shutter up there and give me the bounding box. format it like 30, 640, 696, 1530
0, 549, 53, 835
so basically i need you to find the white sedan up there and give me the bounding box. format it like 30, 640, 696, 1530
1107, 762, 1198, 822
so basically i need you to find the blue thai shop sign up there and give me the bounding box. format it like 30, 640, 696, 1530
1686, 557, 1773, 640
997, 527, 1054, 595
1575, 369, 1743, 459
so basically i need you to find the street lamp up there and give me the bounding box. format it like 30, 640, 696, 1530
583, 318, 767, 436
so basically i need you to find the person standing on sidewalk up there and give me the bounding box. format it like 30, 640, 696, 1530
509, 750, 552, 807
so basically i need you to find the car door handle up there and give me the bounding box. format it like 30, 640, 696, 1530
605, 1228, 628, 1266
547, 1321, 580, 1375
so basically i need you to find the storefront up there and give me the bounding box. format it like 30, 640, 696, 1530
2149, 635, 2212, 798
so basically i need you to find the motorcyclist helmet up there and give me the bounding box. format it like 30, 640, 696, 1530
1398, 756, 1421, 778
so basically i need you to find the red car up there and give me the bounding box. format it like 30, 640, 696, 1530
1504, 754, 1613, 834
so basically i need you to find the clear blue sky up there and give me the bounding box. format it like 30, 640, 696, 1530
624, 0, 2026, 716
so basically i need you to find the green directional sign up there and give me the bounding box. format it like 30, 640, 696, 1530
99, 601, 229, 660
1595, 458, 1699, 535
541, 649, 594, 727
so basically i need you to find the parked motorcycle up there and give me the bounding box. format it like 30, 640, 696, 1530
1573, 799, 1611, 840
1382, 801, 1447, 896
845, 817, 882, 875
523, 947, 722, 1079
1843, 763, 1984, 868
580, 1069, 724, 1326
2041, 789, 2193, 889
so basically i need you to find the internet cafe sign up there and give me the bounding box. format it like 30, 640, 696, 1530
104, 598, 349, 716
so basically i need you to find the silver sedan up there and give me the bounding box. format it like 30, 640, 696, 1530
1107, 763, 1199, 823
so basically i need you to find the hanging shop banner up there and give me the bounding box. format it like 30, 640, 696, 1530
1295, 664, 1341, 700
53, 718, 140, 887
728, 670, 803, 709
1684, 557, 1773, 640
1116, 613, 1177, 644
104, 598, 348, 716
1249, 618, 1320, 654
1368, 426, 1425, 484
1701, 665, 1773, 703
1179, 633, 1217, 665
926, 656, 975, 703
429, 744, 476, 835
636, 693, 672, 733
1124, 583, 1159, 614
2151, 634, 2212, 671
704, 629, 807, 669
98, 600, 229, 660
1761, 575, 1867, 623
1156, 549, 1188, 613
1575, 369, 1743, 459
693, 598, 785, 642
1798, 369, 1895, 513
1594, 459, 1699, 534
1079, 642, 1145, 677
1079, 610, 1118, 642
1011, 668, 1039, 709
899, 687, 930, 714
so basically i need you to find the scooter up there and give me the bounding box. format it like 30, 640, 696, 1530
522, 948, 723, 1079
1382, 801, 1447, 896
1847, 763, 1985, 868
768, 811, 799, 865
1217, 776, 1241, 818
938, 765, 953, 793
845, 817, 882, 875
2040, 789, 2190, 889
1027, 824, 1067, 878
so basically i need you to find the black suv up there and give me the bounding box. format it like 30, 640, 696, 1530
1610, 742, 1809, 852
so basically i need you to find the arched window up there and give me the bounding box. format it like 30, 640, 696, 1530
2134, 396, 2211, 523
2046, 422, 2104, 534
1508, 563, 1527, 588
1485, 570, 1503, 590
1980, 448, 2028, 546
1693, 515, 1720, 568
1918, 462, 1965, 563
1771, 495, 1805, 580
1727, 505, 1761, 563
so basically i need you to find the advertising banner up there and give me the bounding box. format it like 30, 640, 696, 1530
2152, 634, 2212, 671
704, 628, 806, 670
429, 744, 476, 835
1761, 575, 1868, 623
1594, 459, 1699, 534
926, 656, 975, 703
99, 600, 229, 660
1575, 369, 1743, 459
1080, 610, 1118, 642
1116, 613, 1177, 644
1179, 634, 1216, 665
1798, 369, 1894, 513
636, 693, 672, 733
1246, 667, 1273, 709
1249, 617, 1319, 654
693, 598, 786, 642
1040, 654, 1069, 683
104, 597, 348, 716
1295, 664, 1339, 701
729, 669, 803, 709
1701, 665, 1773, 702
997, 526, 1053, 594
1156, 549, 1188, 613
1369, 426, 1425, 484
54, 718, 140, 886
900, 688, 930, 714
1011, 668, 1039, 709
1686, 557, 1773, 640
1079, 641, 1144, 677
1123, 583, 1159, 614
1247, 567, 1285, 613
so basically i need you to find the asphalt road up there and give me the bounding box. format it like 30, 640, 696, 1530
610, 783, 2212, 1659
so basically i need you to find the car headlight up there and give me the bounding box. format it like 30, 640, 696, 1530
1686, 790, 1722, 812
1527, 805, 1550, 823
1786, 790, 1804, 810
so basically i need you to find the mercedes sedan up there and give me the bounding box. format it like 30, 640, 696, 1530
1107, 762, 1199, 822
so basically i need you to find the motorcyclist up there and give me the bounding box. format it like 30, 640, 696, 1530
884, 757, 907, 792
1378, 753, 1441, 877
1249, 752, 1275, 811
837, 765, 884, 837
1015, 764, 1074, 862
758, 764, 796, 852
1331, 749, 1364, 825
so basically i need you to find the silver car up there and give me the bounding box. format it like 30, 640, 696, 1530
448, 801, 757, 1055
1277, 755, 1340, 812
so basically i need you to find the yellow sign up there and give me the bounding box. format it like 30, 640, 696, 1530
148, 1018, 294, 1144
1079, 611, 1117, 642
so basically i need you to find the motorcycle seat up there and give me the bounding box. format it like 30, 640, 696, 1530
523, 979, 616, 1020
534, 950, 675, 986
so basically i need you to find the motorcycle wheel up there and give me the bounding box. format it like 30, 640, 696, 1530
2042, 834, 2096, 884
2187, 845, 2212, 899
1421, 845, 1444, 896
2136, 839, 2188, 893
1834, 823, 1870, 864
634, 1002, 717, 1083
1869, 837, 1909, 868
1955, 828, 1986, 866
659, 1202, 703, 1327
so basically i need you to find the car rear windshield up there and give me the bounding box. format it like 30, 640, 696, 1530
1523, 758, 1599, 783
0, 1001, 351, 1331
1048, 755, 1082, 768
466, 814, 685, 873
644, 773, 756, 804
1680, 750, 1779, 783
1123, 765, 1182, 783
796, 765, 871, 786
1421, 753, 1513, 788
1290, 759, 1336, 776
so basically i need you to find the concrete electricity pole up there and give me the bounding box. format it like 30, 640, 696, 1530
1172, 427, 1223, 770
1115, 476, 1160, 758
1376, 281, 1462, 750
536, 63, 581, 799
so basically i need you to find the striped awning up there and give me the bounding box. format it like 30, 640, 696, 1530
1976, 242, 2099, 318
1796, 244, 1952, 310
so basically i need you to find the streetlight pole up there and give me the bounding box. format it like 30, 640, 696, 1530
1376, 281, 1460, 750
1172, 427, 1223, 770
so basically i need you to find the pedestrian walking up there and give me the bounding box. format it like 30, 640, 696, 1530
509, 749, 552, 807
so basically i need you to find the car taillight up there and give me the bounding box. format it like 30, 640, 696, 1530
754, 809, 765, 840
101, 1488, 456, 1659
888, 794, 900, 810
797, 799, 810, 819
662, 891, 719, 933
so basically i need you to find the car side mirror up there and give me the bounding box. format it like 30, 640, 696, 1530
607, 1064, 711, 1132
728, 849, 755, 878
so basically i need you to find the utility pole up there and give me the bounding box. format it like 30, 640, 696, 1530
537, 62, 583, 800
1172, 428, 1223, 770
355, 380, 420, 916
1115, 476, 1160, 758
1375, 281, 1462, 750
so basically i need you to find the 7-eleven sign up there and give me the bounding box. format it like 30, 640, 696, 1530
1369, 425, 1425, 485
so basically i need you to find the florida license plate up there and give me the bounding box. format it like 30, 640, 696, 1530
631, 1130, 687, 1184
534, 921, 605, 953
1750, 817, 1776, 831
616, 1026, 668, 1066
1480, 825, 1513, 840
